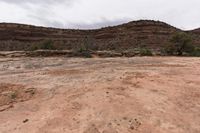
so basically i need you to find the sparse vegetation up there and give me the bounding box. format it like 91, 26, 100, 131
165, 32, 194, 56
74, 49, 92, 58
190, 47, 200, 57
139, 48, 153, 56
80, 51, 92, 58
40, 40, 55, 50
29, 40, 56, 51
11, 92, 17, 99
121, 48, 136, 57
118, 47, 153, 57
73, 37, 92, 58
78, 43, 88, 53
29, 45, 39, 51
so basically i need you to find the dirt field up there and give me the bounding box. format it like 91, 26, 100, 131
0, 57, 200, 133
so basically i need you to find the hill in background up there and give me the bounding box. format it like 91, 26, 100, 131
0, 20, 199, 56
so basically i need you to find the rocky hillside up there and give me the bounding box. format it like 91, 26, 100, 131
0, 20, 199, 51
190, 28, 200, 34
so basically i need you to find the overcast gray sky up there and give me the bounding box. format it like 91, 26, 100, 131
0, 0, 199, 30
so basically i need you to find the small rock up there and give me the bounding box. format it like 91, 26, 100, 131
23, 119, 29, 123
123, 117, 127, 120
130, 125, 135, 130
25, 88, 35, 95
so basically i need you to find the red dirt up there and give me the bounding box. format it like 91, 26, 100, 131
0, 83, 36, 109
0, 57, 199, 133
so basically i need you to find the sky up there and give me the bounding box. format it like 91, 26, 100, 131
0, 0, 199, 30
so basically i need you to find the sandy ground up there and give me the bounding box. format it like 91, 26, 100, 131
0, 57, 200, 133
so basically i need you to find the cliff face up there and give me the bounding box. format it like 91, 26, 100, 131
0, 20, 199, 51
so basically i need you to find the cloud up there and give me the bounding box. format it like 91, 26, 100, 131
27, 13, 65, 28
0, 0, 78, 28
66, 18, 132, 29
0, 0, 200, 30
0, 0, 74, 5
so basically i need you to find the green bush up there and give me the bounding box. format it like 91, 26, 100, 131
190, 48, 200, 57
165, 32, 194, 55
29, 40, 56, 51
139, 48, 153, 56
73, 49, 92, 58
73, 37, 93, 58
28, 45, 39, 51
40, 40, 55, 50
79, 50, 92, 58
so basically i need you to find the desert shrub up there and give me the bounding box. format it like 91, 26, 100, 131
73, 49, 92, 58
190, 47, 200, 57
165, 32, 194, 55
78, 43, 87, 52
28, 44, 39, 51
29, 40, 56, 51
40, 40, 56, 50
77, 36, 94, 58
78, 50, 92, 58
11, 92, 17, 99
121, 48, 136, 57
74, 40, 92, 58
139, 48, 153, 56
